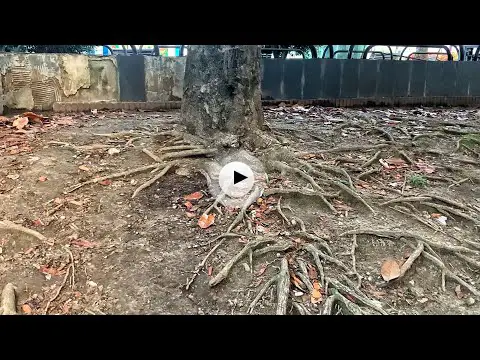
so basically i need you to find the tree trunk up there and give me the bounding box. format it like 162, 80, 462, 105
181, 45, 264, 146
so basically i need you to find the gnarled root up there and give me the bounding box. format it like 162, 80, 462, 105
248, 275, 278, 314
276, 257, 291, 315
0, 283, 17, 315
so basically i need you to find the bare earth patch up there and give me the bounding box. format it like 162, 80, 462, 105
1, 106, 479, 315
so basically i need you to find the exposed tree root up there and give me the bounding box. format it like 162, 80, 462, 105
322, 292, 364, 315
326, 277, 387, 314
142, 148, 162, 162
47, 141, 111, 152
358, 168, 380, 180
158, 145, 202, 153
209, 237, 274, 287
263, 188, 339, 199
253, 241, 294, 257
248, 275, 278, 314
380, 196, 432, 207
349, 234, 362, 288
361, 151, 382, 168
203, 193, 225, 216
373, 127, 394, 142
292, 301, 311, 315
310, 162, 354, 190
0, 283, 17, 315
271, 161, 337, 213
420, 202, 478, 225
340, 229, 479, 255
0, 220, 49, 243
65, 163, 162, 193
159, 148, 217, 161
44, 264, 72, 314
276, 257, 290, 315
412, 132, 447, 142
227, 186, 263, 233
303, 243, 350, 273
455, 253, 480, 271
275, 197, 291, 225
303, 244, 325, 287
329, 180, 375, 214
313, 143, 391, 154
428, 194, 471, 212
131, 162, 176, 199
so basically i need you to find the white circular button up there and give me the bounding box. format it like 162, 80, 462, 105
218, 161, 254, 198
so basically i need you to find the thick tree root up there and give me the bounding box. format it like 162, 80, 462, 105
248, 275, 278, 314
303, 244, 350, 273
253, 241, 294, 257
203, 193, 225, 216
142, 148, 162, 162
302, 143, 390, 154
322, 292, 364, 315
340, 229, 479, 255
159, 148, 217, 161
209, 237, 274, 287
428, 194, 471, 212
358, 168, 380, 180
131, 162, 176, 199
276, 257, 290, 315
303, 244, 325, 287
158, 145, 202, 153
326, 277, 387, 314
380, 196, 433, 206
227, 186, 263, 233
0, 220, 49, 243
420, 202, 478, 225
263, 188, 339, 199
0, 283, 17, 315
310, 162, 354, 190
65, 163, 162, 193
361, 151, 382, 168
271, 161, 337, 213
329, 180, 375, 214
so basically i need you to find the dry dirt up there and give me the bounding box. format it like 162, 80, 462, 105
1, 105, 479, 315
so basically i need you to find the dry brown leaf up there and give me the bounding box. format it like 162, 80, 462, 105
184, 191, 203, 201
455, 285, 463, 299
380, 259, 401, 282
431, 213, 442, 219
308, 264, 318, 280
79, 165, 90, 172
416, 162, 436, 174
32, 219, 44, 227
291, 274, 304, 290
256, 264, 267, 276
38, 176, 48, 182
312, 280, 321, 290
39, 265, 65, 276
198, 214, 215, 229
71, 239, 96, 248
311, 288, 323, 304
185, 212, 197, 219
386, 158, 406, 166
184, 201, 193, 210
99, 179, 112, 186
208, 266, 213, 276
22, 111, 45, 121
22, 304, 33, 314
13, 117, 29, 130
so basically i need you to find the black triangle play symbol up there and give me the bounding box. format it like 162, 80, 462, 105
233, 170, 248, 185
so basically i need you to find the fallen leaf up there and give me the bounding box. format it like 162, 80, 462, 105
12, 117, 29, 130
431, 213, 442, 219
99, 179, 112, 186
312, 279, 321, 290
198, 213, 215, 229
71, 239, 96, 248
184, 191, 203, 201
184, 201, 193, 210
291, 274, 305, 290
79, 165, 90, 172
386, 158, 406, 166
22, 304, 32, 314
416, 162, 436, 174
39, 265, 65, 276
380, 259, 401, 282
38, 176, 48, 182
208, 266, 213, 276
32, 219, 44, 226
311, 288, 323, 304
185, 212, 197, 218
22, 112, 45, 122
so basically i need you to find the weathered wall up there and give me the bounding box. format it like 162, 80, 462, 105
144, 56, 185, 102
0, 53, 118, 111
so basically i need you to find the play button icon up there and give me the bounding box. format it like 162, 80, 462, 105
218, 161, 255, 198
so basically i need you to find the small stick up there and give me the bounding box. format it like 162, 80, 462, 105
65, 247, 75, 288
248, 275, 278, 314
159, 148, 217, 161
44, 265, 72, 314
357, 168, 380, 180
158, 145, 202, 153
131, 162, 176, 199
276, 257, 290, 315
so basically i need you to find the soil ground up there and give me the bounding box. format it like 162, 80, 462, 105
1, 105, 479, 315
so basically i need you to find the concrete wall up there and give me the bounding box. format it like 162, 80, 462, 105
0, 53, 119, 111
144, 56, 185, 102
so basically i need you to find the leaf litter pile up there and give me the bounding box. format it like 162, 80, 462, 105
1, 105, 480, 315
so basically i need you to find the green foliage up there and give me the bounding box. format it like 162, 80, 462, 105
0, 45, 94, 54
409, 174, 428, 188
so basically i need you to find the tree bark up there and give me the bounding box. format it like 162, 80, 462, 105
181, 45, 264, 145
